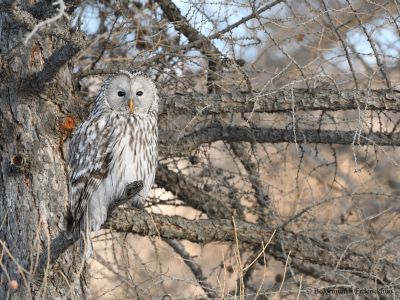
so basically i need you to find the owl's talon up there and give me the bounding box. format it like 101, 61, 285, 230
126, 180, 144, 197
108, 180, 144, 214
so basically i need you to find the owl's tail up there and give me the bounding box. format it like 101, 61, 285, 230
65, 208, 93, 259
80, 211, 93, 259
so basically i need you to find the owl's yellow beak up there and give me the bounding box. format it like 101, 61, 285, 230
129, 99, 134, 112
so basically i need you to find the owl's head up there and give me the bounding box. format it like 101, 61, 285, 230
101, 71, 158, 114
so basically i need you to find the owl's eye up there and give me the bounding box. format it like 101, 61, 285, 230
136, 91, 143, 96
117, 91, 125, 97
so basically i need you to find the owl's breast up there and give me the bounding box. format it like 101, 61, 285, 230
108, 114, 158, 202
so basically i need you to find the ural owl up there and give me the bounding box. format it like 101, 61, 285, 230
67, 71, 158, 256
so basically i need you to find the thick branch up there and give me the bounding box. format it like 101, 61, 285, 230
160, 125, 400, 156
105, 208, 400, 286
156, 0, 218, 54
155, 164, 234, 219
34, 201, 400, 286
162, 89, 400, 115
156, 0, 224, 92
25, 43, 81, 92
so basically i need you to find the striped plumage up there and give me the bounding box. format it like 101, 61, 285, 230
67, 71, 158, 256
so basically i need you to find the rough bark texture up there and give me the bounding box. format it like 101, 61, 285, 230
160, 125, 400, 156
162, 89, 400, 115
104, 208, 400, 286
155, 164, 234, 218
0, 2, 86, 299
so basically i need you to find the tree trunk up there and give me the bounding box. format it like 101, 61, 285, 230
0, 3, 87, 299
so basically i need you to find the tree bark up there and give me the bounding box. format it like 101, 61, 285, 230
0, 3, 86, 299
162, 89, 400, 115
104, 208, 400, 287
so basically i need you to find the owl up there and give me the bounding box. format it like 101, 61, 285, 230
67, 71, 158, 257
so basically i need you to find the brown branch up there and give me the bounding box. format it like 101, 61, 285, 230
105, 208, 400, 286
156, 0, 284, 54
345, 0, 391, 89
207, 0, 285, 40
321, 0, 359, 89
160, 125, 400, 156
155, 164, 234, 219
155, 0, 223, 92
156, 0, 217, 53
33, 193, 400, 287
155, 0, 272, 92
229, 142, 270, 222
162, 89, 400, 116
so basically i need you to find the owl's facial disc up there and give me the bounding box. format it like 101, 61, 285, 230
105, 74, 155, 114
129, 76, 155, 114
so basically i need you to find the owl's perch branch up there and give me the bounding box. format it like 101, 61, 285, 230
105, 208, 400, 287
33, 193, 400, 287
33, 181, 144, 282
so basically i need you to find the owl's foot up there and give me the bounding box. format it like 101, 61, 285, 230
126, 181, 144, 198
108, 180, 144, 214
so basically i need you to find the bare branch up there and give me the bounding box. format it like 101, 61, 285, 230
208, 0, 285, 40
156, 0, 217, 53
166, 239, 218, 298
321, 0, 359, 89
162, 89, 400, 116
345, 0, 391, 89
155, 164, 234, 219
229, 142, 269, 222
161, 125, 400, 156
104, 208, 400, 286
155, 0, 223, 92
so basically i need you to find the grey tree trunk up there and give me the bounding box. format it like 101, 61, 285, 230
0, 3, 87, 299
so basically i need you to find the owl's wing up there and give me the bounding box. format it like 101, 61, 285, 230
67, 114, 115, 228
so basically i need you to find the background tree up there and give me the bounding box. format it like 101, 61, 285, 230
1, 0, 400, 298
